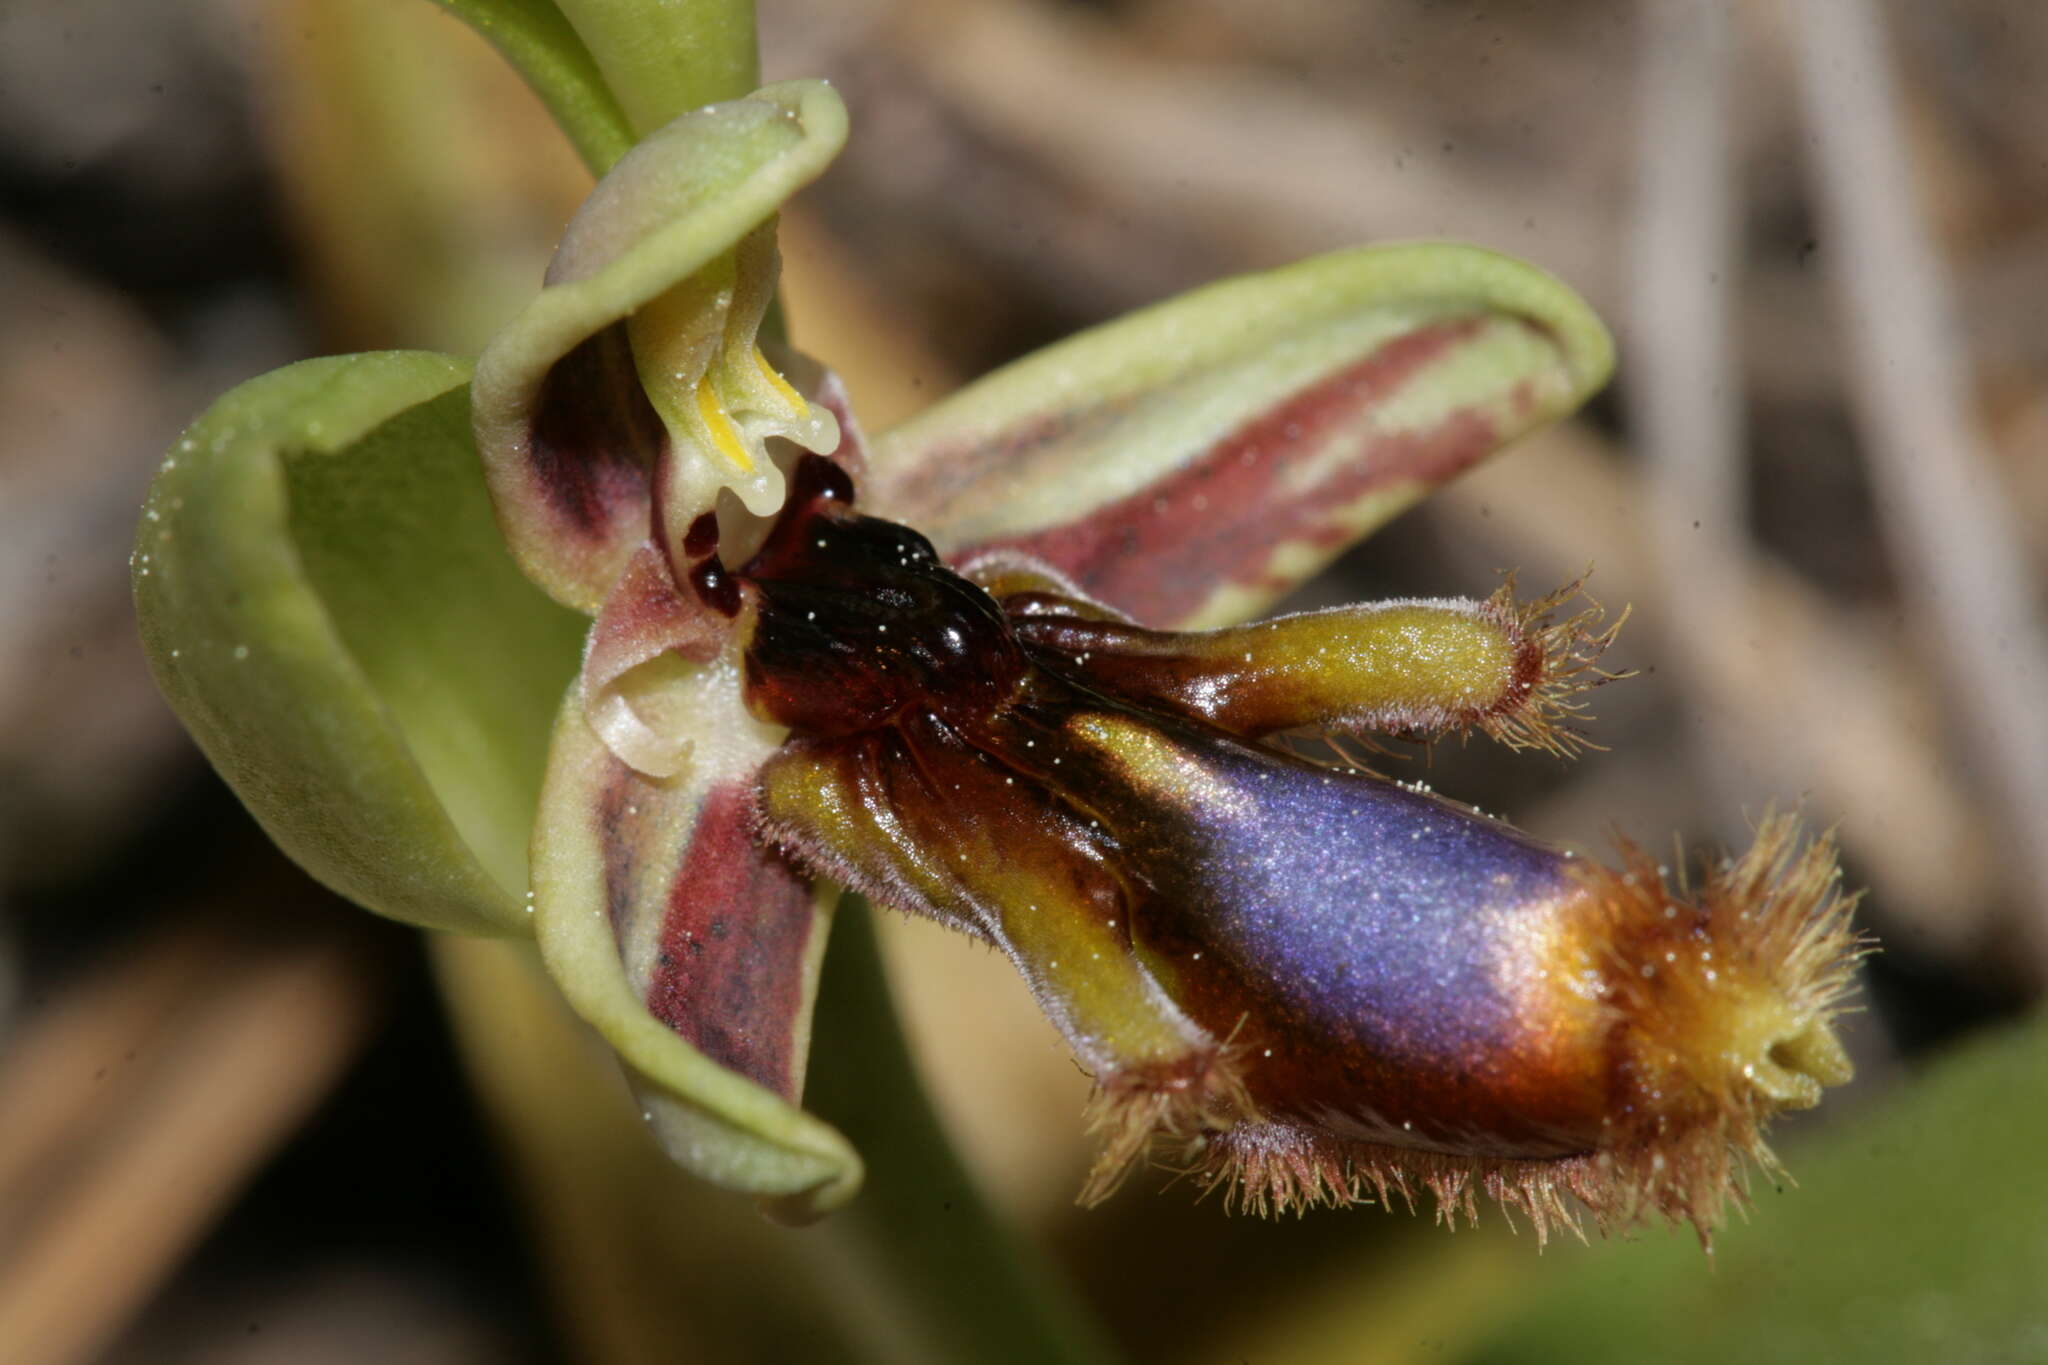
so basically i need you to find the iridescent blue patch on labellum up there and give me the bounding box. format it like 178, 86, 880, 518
745, 457, 1864, 1243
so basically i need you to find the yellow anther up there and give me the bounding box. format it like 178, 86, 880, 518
694, 376, 753, 473
753, 347, 806, 414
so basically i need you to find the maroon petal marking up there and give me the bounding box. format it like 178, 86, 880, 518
529, 324, 665, 538
587, 542, 727, 678
864, 243, 1614, 631
963, 321, 1502, 624
594, 749, 820, 1102
480, 321, 668, 613
531, 653, 855, 1206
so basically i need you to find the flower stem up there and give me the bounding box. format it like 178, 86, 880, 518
425, 0, 636, 174
803, 898, 1125, 1365
552, 0, 759, 136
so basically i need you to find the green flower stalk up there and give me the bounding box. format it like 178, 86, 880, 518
133, 0, 1864, 1278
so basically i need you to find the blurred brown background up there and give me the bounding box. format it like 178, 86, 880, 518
1, 0, 2043, 1361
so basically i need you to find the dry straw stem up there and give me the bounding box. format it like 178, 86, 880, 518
1790, 0, 2048, 973
1628, 0, 1752, 823
1437, 423, 1996, 963
0, 926, 221, 1222
0, 924, 374, 1365
870, 0, 1617, 324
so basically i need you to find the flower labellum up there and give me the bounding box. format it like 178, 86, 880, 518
734, 457, 1862, 1243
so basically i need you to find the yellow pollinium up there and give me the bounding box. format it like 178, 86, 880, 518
753, 346, 806, 411
684, 344, 814, 478
694, 366, 761, 475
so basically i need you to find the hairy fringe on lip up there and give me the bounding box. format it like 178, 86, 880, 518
1167, 1117, 1779, 1251
1567, 812, 1869, 1240
1598, 819, 1868, 1033
1079, 1041, 1258, 1208
1077, 813, 1867, 1249
1179, 1122, 1598, 1247
1476, 574, 1633, 759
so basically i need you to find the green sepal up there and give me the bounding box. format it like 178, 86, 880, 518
134, 352, 585, 935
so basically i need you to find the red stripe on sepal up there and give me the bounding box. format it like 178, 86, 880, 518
977, 321, 1500, 622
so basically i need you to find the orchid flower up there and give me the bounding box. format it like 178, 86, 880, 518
133, 24, 1862, 1259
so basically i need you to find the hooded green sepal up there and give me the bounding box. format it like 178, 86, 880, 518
531, 673, 862, 1220
472, 79, 848, 613
868, 242, 1614, 629
134, 353, 585, 935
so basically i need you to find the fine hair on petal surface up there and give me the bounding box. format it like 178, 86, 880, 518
1079, 1031, 1259, 1207
1473, 572, 1633, 759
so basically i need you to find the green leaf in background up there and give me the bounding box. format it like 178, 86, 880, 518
1467, 1011, 2048, 1365
134, 353, 586, 935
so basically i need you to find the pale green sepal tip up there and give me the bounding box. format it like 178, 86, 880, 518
1370, 239, 1615, 395
135, 352, 584, 937
478, 78, 844, 359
